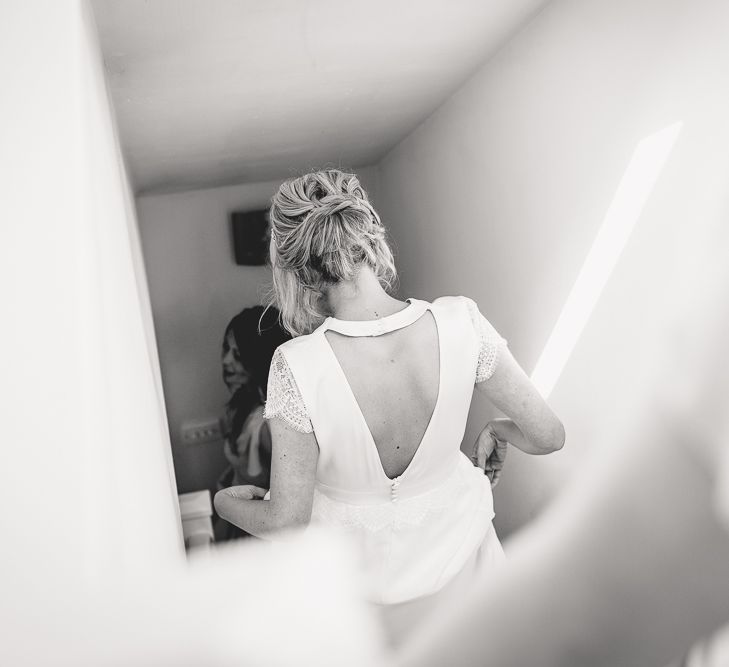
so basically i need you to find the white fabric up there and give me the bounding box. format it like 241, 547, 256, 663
378, 524, 505, 649
264, 349, 314, 433
465, 297, 508, 382
265, 296, 506, 430
320, 297, 429, 337
264, 296, 506, 604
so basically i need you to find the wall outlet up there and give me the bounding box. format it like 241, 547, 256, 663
181, 418, 223, 445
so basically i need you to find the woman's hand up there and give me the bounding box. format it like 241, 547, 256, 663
219, 485, 268, 501
472, 424, 508, 487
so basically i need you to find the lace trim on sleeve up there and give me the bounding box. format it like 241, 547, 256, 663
263, 348, 314, 434
465, 298, 507, 383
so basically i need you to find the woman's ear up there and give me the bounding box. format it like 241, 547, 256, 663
314, 285, 332, 315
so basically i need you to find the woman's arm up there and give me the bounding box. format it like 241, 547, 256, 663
477, 347, 565, 455
214, 418, 318, 538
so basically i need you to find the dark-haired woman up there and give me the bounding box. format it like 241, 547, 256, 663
217, 305, 289, 538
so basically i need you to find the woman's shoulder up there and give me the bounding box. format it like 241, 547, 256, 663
432, 294, 493, 317
272, 329, 323, 367
430, 294, 478, 316
430, 295, 503, 341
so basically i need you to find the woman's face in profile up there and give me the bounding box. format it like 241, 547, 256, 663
222, 329, 251, 393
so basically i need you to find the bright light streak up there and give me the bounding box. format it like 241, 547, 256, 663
531, 122, 683, 398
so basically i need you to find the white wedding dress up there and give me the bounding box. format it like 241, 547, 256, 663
264, 295, 507, 625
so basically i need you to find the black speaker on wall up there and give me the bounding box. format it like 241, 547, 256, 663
230, 209, 269, 266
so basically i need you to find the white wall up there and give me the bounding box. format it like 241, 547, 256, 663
0, 6, 387, 662
135, 167, 378, 493
371, 0, 729, 536
0, 0, 182, 595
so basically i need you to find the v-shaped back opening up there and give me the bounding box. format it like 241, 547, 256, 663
322, 307, 441, 481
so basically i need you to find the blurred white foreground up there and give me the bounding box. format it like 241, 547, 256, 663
0, 3, 381, 664
2, 530, 382, 666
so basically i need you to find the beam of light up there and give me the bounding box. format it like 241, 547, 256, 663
531, 122, 683, 398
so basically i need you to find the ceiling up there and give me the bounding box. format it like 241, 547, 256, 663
92, 0, 548, 195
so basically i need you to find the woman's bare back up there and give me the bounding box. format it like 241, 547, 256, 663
325, 311, 440, 479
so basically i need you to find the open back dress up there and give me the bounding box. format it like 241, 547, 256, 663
264, 295, 507, 607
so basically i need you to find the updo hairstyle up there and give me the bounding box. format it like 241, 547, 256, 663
267, 169, 396, 336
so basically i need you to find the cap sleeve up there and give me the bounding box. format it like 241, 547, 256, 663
263, 348, 314, 434
465, 298, 508, 383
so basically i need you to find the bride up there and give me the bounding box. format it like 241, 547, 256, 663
214, 168, 564, 641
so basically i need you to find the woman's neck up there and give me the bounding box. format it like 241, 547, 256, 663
325, 266, 406, 321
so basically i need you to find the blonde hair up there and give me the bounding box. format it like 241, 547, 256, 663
267, 169, 396, 336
